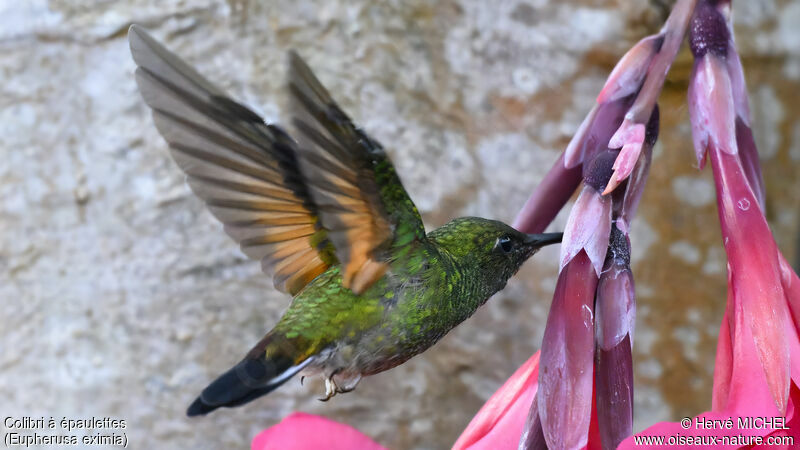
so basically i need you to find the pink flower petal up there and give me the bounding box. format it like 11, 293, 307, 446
621, 327, 800, 449
596, 35, 662, 104
688, 56, 738, 164
603, 117, 649, 195
620, 411, 781, 450
709, 145, 790, 414
734, 117, 766, 210
603, 146, 641, 195
623, 376, 794, 449
687, 62, 709, 168
251, 413, 386, 450
596, 334, 633, 449
454, 353, 540, 450
539, 251, 598, 450
560, 186, 612, 276
618, 106, 658, 232
719, 290, 783, 417
712, 303, 734, 411
608, 118, 645, 151
563, 98, 632, 170
725, 38, 751, 126
518, 394, 546, 450
595, 263, 635, 350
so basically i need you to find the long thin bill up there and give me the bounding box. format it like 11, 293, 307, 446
525, 232, 564, 248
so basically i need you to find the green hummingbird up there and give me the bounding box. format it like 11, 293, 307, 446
128, 25, 562, 416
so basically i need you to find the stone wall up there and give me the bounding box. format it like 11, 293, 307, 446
2, 0, 799, 448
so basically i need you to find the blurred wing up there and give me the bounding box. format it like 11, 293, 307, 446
128, 25, 334, 295
287, 52, 426, 293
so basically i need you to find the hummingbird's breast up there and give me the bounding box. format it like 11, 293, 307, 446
275, 241, 488, 379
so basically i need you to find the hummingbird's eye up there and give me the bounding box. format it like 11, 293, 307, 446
496, 236, 514, 254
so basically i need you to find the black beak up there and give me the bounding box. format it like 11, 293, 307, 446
524, 232, 563, 248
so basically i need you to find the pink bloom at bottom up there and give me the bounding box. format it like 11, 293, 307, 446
251, 412, 386, 450
453, 352, 541, 450
618, 315, 800, 449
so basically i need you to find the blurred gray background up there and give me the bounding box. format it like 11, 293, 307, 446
2, 0, 800, 448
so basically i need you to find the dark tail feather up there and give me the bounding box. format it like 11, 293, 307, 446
187, 353, 311, 417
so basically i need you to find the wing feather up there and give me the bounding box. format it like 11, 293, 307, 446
129, 25, 333, 295
129, 24, 427, 296
286, 51, 426, 291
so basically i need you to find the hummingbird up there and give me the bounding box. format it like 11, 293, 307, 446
128, 25, 562, 416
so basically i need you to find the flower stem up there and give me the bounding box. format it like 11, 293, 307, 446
513, 153, 583, 234
626, 0, 698, 124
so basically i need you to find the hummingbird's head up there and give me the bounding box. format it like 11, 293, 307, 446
428, 217, 562, 292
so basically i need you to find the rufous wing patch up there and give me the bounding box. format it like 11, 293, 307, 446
129, 25, 334, 296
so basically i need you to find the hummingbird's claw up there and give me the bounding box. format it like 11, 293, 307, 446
336, 385, 357, 394
318, 370, 360, 400
334, 373, 362, 394
319, 377, 337, 401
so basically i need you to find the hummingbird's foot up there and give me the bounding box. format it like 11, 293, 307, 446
318, 369, 361, 401
319, 377, 337, 402
333, 373, 362, 394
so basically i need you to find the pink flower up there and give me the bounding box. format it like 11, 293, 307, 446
687, 0, 796, 417
453, 352, 541, 450
597, 0, 698, 195
594, 230, 636, 449
516, 49, 660, 450
617, 0, 800, 446
537, 250, 599, 449
249, 355, 542, 450
511, 6, 691, 443
251, 412, 386, 450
